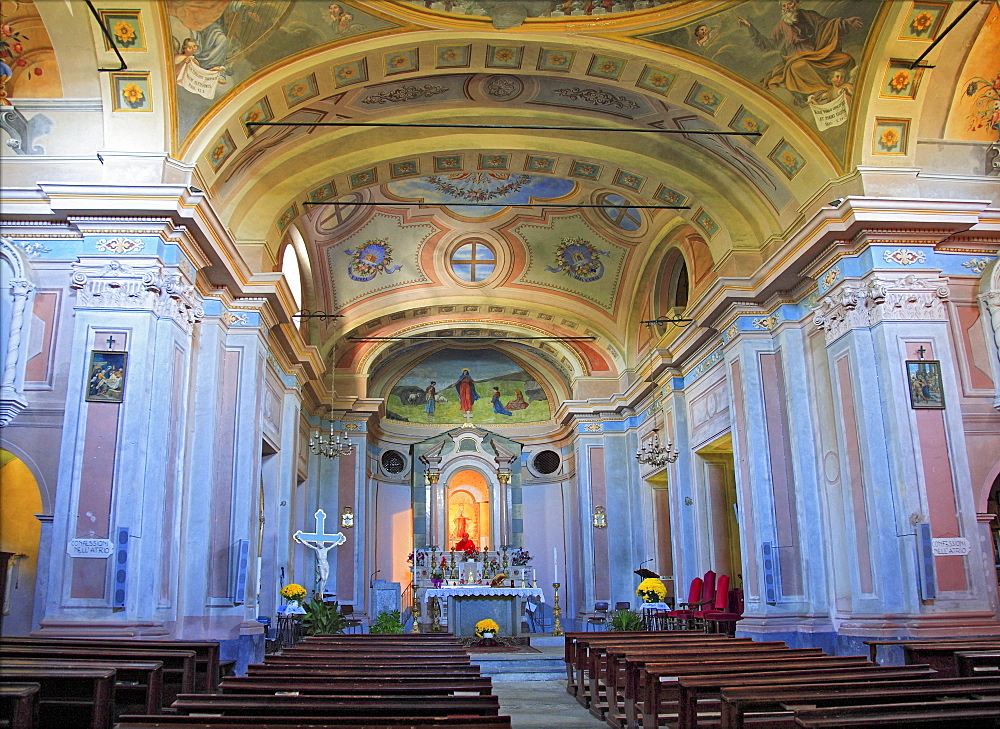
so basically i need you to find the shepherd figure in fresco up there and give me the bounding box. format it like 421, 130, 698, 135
424, 381, 437, 418
491, 386, 512, 416
451, 369, 480, 413
737, 0, 863, 105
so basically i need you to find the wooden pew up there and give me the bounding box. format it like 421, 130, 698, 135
903, 641, 1000, 678
0, 657, 162, 716
219, 675, 494, 696
609, 642, 819, 725
168, 693, 501, 719
246, 666, 482, 680
790, 697, 1000, 728
115, 717, 512, 729
956, 650, 1000, 677
0, 682, 40, 729
573, 634, 732, 708
0, 665, 116, 729
0, 637, 221, 691
718, 670, 1000, 729
637, 655, 876, 729
0, 643, 195, 704
864, 637, 1000, 664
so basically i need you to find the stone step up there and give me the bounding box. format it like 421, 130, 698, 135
470, 647, 566, 682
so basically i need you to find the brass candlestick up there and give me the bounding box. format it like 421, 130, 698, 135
449, 550, 458, 579
552, 583, 564, 636
429, 597, 441, 633
411, 594, 421, 634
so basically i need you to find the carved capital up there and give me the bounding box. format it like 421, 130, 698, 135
812, 279, 886, 343
813, 275, 948, 343
870, 274, 949, 326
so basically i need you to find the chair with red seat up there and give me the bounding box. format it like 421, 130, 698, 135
665, 571, 716, 629
703, 574, 744, 636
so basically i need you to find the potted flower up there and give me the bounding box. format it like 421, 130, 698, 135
636, 577, 667, 604
279, 583, 307, 614
475, 618, 499, 639
430, 557, 446, 587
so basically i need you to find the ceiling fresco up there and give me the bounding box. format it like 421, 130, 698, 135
636, 0, 888, 163
385, 174, 578, 217
166, 0, 399, 140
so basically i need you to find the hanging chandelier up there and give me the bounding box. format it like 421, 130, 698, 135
309, 422, 354, 459
635, 429, 678, 467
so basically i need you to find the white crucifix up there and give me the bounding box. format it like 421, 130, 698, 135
293, 509, 346, 596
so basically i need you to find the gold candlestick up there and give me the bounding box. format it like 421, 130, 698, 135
552, 582, 564, 636
449, 550, 458, 580
429, 596, 441, 633
411, 594, 421, 633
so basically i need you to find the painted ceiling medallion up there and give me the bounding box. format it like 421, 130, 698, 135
345, 238, 402, 282
547, 237, 610, 283
427, 173, 531, 202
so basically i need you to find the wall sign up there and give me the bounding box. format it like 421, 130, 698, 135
67, 538, 114, 558
931, 538, 970, 556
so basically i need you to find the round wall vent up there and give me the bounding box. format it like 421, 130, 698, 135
532, 450, 560, 475
381, 450, 406, 474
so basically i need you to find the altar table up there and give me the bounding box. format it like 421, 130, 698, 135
423, 586, 545, 637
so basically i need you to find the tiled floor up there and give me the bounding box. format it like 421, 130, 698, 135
493, 680, 607, 729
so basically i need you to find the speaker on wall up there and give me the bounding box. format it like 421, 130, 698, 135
113, 527, 129, 609
761, 541, 780, 605
231, 539, 250, 605
915, 523, 937, 601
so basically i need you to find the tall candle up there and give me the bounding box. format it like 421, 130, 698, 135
553, 547, 558, 579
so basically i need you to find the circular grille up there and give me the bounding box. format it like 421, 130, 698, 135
532, 450, 561, 475
381, 450, 406, 474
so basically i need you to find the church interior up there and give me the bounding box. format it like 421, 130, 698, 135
2, 0, 1000, 699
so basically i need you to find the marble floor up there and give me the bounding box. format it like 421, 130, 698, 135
492, 680, 607, 729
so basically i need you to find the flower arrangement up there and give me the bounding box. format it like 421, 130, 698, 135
430, 556, 447, 580
636, 577, 667, 603
475, 618, 499, 638
406, 551, 426, 569
280, 583, 307, 602
510, 548, 532, 566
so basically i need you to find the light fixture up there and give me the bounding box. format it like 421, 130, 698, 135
309, 422, 354, 459
592, 506, 607, 529
340, 506, 354, 529
635, 428, 679, 467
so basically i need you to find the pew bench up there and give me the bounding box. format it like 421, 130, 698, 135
0, 637, 220, 692
790, 697, 1000, 728
637, 655, 876, 729
168, 693, 501, 718
115, 717, 512, 729
956, 650, 1000, 677
218, 676, 494, 696
0, 657, 162, 716
0, 682, 40, 729
717, 673, 999, 729
903, 641, 1000, 678
0, 665, 116, 729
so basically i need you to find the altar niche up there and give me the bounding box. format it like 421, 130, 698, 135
448, 471, 490, 551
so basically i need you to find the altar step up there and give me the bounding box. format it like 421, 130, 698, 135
470, 642, 566, 682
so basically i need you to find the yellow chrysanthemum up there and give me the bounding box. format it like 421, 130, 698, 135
280, 583, 307, 601
636, 577, 667, 602
475, 618, 500, 637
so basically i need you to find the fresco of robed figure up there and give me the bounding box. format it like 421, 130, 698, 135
388, 349, 550, 425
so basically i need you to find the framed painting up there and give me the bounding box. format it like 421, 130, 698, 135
86, 351, 128, 403
906, 360, 944, 409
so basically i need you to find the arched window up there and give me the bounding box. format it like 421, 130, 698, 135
598, 192, 642, 232
450, 240, 496, 283
280, 243, 303, 317
657, 249, 690, 317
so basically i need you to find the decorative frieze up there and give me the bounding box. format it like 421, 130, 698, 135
70, 259, 202, 330
813, 274, 950, 344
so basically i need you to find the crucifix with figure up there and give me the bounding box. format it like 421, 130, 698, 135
293, 509, 346, 596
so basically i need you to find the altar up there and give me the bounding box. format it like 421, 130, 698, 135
423, 586, 544, 637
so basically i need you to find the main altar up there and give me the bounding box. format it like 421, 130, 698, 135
410, 547, 539, 636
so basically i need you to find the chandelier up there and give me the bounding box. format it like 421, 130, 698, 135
635, 429, 678, 467
309, 422, 354, 459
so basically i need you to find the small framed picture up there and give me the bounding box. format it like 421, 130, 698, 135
905, 360, 944, 409
85, 351, 128, 403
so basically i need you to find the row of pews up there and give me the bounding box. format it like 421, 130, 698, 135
563, 630, 1000, 729
115, 633, 511, 729
0, 636, 229, 729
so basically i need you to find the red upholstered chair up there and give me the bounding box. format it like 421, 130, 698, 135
666, 574, 705, 629
703, 574, 744, 636
667, 571, 721, 629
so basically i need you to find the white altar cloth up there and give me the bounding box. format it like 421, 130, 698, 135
423, 586, 544, 604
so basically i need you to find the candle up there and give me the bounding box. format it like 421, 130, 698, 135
553, 547, 558, 579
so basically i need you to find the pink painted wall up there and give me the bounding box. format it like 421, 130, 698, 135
590, 447, 610, 599
70, 330, 126, 600
907, 342, 967, 592
336, 450, 356, 599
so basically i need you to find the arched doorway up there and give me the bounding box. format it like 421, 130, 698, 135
447, 469, 491, 551
0, 449, 43, 635
986, 473, 1000, 592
